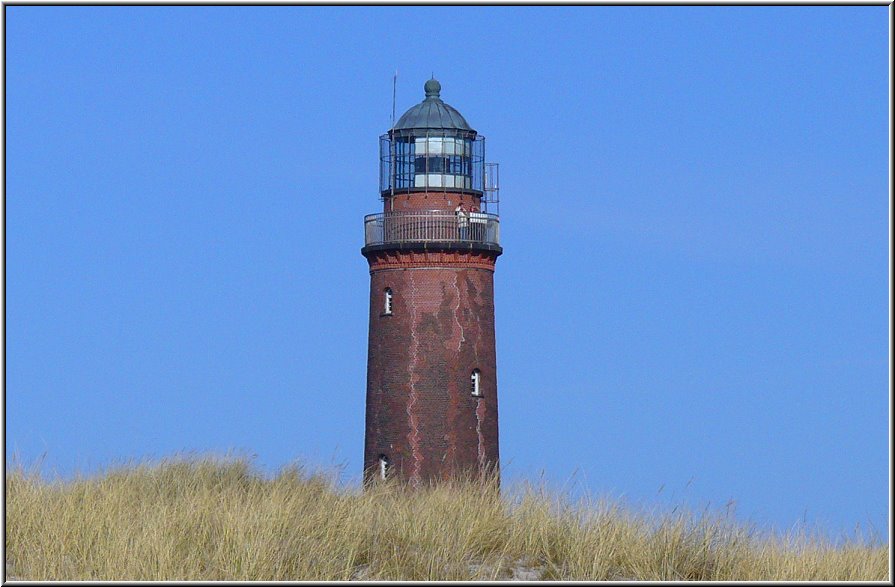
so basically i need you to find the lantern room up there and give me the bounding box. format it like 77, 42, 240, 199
379, 79, 496, 210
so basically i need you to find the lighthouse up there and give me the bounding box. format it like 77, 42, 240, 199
361, 79, 502, 485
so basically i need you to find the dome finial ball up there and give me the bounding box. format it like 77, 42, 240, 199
424, 78, 441, 99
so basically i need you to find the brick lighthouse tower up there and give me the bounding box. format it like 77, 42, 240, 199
361, 79, 502, 485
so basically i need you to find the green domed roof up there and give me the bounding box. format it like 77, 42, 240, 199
393, 78, 474, 133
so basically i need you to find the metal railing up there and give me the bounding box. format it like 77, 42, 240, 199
364, 210, 500, 247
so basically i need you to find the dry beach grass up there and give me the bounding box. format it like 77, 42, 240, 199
4, 456, 889, 581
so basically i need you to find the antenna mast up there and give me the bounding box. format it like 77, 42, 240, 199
389, 70, 398, 209
391, 69, 397, 128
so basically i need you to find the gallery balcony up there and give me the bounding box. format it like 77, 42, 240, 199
362, 210, 501, 254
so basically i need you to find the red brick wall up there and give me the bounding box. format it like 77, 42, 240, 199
363, 254, 499, 485
383, 190, 483, 214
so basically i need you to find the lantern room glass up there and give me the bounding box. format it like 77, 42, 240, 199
380, 130, 485, 196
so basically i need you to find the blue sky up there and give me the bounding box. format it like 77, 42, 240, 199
4, 6, 889, 541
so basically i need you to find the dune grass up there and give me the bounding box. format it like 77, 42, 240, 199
5, 455, 889, 581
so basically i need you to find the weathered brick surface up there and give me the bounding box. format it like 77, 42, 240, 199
362, 258, 500, 485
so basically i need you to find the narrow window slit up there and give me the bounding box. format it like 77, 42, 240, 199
471, 369, 482, 397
